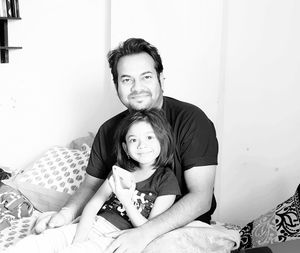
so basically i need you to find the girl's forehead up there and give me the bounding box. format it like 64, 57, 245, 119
126, 121, 154, 134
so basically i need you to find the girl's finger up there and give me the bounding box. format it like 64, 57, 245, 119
108, 176, 116, 192
130, 182, 136, 192
114, 172, 122, 189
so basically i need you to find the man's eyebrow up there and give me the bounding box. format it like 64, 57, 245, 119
141, 71, 153, 75
120, 74, 131, 78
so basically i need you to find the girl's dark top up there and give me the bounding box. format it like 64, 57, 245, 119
98, 167, 181, 229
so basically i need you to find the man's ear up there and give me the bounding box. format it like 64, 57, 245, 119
159, 73, 165, 91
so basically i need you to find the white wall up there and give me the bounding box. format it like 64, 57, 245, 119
0, 0, 123, 169
218, 0, 300, 225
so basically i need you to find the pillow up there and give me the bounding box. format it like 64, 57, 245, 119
69, 132, 95, 149
4, 144, 91, 212
239, 184, 300, 249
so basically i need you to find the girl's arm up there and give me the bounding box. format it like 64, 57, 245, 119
72, 179, 112, 243
112, 173, 176, 227
123, 194, 176, 227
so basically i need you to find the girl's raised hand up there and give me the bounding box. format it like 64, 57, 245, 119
114, 173, 136, 205
109, 166, 136, 205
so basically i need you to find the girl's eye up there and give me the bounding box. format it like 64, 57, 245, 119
128, 138, 136, 143
147, 136, 154, 140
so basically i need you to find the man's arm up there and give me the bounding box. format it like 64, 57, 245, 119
73, 179, 112, 243
105, 165, 216, 253
34, 174, 104, 233
63, 174, 104, 219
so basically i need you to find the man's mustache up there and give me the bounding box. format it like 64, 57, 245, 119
129, 91, 151, 96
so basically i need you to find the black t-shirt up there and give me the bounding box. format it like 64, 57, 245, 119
87, 96, 218, 223
99, 167, 181, 229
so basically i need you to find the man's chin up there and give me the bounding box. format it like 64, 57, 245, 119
129, 102, 151, 111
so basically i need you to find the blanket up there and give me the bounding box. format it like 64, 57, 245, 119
144, 221, 240, 253
0, 182, 33, 231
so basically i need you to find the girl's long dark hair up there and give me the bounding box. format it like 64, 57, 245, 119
114, 109, 174, 171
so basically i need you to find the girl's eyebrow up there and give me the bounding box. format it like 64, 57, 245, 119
126, 134, 136, 139
127, 131, 155, 138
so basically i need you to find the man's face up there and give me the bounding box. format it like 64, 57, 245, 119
116, 53, 164, 111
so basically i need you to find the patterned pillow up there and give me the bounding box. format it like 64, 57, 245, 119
14, 144, 91, 194
0, 145, 92, 250
239, 184, 300, 249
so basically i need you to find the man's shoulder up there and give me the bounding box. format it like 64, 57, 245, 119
101, 110, 129, 129
163, 96, 208, 120
95, 110, 128, 138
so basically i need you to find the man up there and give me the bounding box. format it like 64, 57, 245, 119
34, 38, 218, 253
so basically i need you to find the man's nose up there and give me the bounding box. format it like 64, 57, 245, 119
131, 79, 144, 92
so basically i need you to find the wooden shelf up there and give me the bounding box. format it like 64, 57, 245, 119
0, 17, 21, 20
0, 46, 22, 49
0, 17, 21, 63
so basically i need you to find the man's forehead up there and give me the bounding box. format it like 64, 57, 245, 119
117, 53, 156, 74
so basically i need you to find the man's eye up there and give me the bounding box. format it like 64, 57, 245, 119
122, 78, 133, 84
143, 75, 152, 80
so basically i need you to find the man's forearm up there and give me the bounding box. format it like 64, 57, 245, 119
141, 191, 211, 239
63, 175, 104, 221
63, 189, 92, 220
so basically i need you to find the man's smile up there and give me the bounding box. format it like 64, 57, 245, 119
129, 92, 151, 99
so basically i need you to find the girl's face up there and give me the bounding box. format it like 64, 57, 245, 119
122, 121, 161, 168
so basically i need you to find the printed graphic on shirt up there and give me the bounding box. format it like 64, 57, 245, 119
101, 190, 156, 222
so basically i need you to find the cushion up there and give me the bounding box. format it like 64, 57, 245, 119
4, 144, 91, 212
68, 132, 95, 149
239, 184, 300, 249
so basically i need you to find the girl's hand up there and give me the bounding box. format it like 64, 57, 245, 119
109, 172, 136, 206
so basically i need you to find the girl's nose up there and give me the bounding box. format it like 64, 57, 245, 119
137, 139, 146, 149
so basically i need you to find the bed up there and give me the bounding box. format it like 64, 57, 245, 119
0, 134, 299, 252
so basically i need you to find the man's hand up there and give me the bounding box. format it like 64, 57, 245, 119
33, 208, 72, 234
33, 211, 58, 234
104, 228, 153, 253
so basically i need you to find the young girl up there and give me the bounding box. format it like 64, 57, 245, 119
6, 109, 180, 253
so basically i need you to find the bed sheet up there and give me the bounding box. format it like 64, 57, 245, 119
0, 211, 40, 251
0, 216, 240, 252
